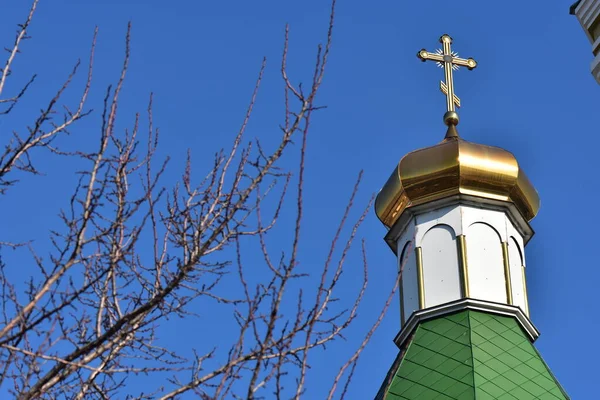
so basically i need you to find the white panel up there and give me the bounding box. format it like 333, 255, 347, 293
394, 203, 531, 315
505, 217, 522, 244
506, 219, 526, 267
421, 225, 461, 308
508, 237, 526, 312
399, 241, 419, 320
466, 222, 507, 303
414, 205, 462, 247
397, 219, 416, 255
461, 207, 508, 242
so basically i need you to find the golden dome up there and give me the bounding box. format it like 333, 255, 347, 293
375, 128, 540, 228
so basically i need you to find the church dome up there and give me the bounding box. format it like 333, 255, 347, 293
374, 130, 540, 228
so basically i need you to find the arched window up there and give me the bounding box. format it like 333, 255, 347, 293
508, 237, 526, 312
399, 241, 418, 320
466, 222, 506, 303
421, 224, 460, 308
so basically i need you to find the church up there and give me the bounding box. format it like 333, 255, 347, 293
570, 0, 600, 83
373, 35, 569, 399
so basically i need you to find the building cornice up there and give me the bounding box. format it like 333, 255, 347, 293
573, 0, 600, 41
393, 298, 540, 349
383, 195, 534, 255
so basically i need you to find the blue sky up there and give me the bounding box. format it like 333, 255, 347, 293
1, 0, 597, 398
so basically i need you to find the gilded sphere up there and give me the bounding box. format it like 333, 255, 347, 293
443, 111, 460, 126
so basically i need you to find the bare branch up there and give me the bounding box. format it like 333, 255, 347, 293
0, 1, 394, 398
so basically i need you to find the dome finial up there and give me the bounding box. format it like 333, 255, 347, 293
417, 34, 477, 136
443, 110, 460, 139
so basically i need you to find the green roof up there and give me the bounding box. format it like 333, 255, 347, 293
376, 310, 568, 400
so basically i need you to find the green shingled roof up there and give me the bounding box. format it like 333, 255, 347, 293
377, 310, 568, 400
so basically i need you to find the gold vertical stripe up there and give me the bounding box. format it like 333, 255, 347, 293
415, 247, 425, 309
502, 242, 513, 305
457, 235, 470, 298
521, 265, 530, 316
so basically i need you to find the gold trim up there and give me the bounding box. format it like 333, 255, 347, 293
502, 242, 513, 305
457, 235, 470, 298
521, 265, 530, 316
415, 247, 425, 309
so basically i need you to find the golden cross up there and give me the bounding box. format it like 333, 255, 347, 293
417, 34, 477, 124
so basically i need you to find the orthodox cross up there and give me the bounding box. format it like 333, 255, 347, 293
417, 34, 477, 120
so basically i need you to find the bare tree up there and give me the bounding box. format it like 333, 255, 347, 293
0, 1, 399, 398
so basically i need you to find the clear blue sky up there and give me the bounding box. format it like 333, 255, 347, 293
1, 0, 597, 398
